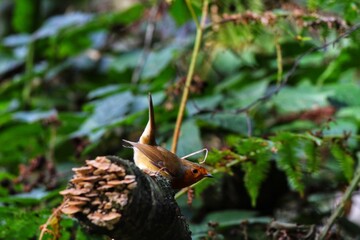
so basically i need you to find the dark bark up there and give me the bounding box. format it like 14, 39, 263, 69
61, 156, 191, 240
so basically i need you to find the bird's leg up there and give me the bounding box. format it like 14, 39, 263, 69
155, 167, 167, 175
142, 167, 168, 178
142, 168, 158, 177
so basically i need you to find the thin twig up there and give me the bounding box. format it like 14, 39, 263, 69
318, 160, 360, 240
275, 34, 283, 85
184, 0, 200, 29
47, 123, 58, 162
171, 0, 209, 153
245, 112, 252, 137
131, 4, 159, 84
22, 41, 35, 106
202, 22, 360, 116
39, 199, 68, 240
203, 10, 348, 33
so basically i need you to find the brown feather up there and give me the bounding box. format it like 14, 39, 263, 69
123, 140, 182, 178
139, 94, 157, 145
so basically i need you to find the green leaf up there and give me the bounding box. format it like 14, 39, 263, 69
215, 72, 245, 93
110, 51, 142, 73
12, 109, 57, 123
34, 13, 94, 39
0, 57, 23, 76
272, 82, 328, 113
141, 45, 180, 79
169, 0, 192, 26
232, 138, 272, 206
212, 49, 242, 75
299, 52, 324, 67
72, 91, 134, 141
271, 132, 305, 195
12, 0, 38, 33
2, 34, 31, 47
190, 210, 258, 234
88, 84, 122, 99
303, 139, 321, 173
0, 172, 19, 197
110, 44, 181, 80
328, 83, 360, 107
223, 80, 268, 110
323, 120, 358, 137
330, 143, 354, 182
337, 106, 360, 122
186, 94, 223, 115
109, 4, 145, 25
206, 148, 232, 165
322, 119, 358, 148
270, 120, 317, 132
0, 207, 50, 239
197, 113, 248, 134
173, 119, 203, 158
33, 4, 145, 40
0, 123, 46, 167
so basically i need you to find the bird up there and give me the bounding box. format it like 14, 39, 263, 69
123, 94, 212, 189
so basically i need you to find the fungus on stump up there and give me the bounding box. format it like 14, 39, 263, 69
60, 156, 191, 240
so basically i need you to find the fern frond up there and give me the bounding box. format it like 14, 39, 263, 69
233, 138, 271, 206
307, 0, 320, 11
207, 148, 231, 165
271, 132, 305, 196
330, 142, 354, 182
242, 153, 270, 207
303, 139, 321, 173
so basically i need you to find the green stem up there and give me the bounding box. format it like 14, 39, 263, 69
319, 159, 360, 240
22, 40, 35, 106
184, 0, 200, 29
47, 126, 57, 162
171, 0, 208, 153
275, 35, 283, 85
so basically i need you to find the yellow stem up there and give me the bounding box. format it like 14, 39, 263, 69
319, 159, 360, 240
184, 0, 200, 29
39, 199, 68, 240
275, 34, 283, 85
171, 0, 209, 153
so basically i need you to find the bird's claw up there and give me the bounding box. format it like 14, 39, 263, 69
142, 169, 159, 177
142, 168, 167, 178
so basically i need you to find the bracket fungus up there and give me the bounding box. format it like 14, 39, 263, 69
60, 156, 135, 231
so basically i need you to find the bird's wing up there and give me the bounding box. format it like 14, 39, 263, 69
123, 140, 180, 177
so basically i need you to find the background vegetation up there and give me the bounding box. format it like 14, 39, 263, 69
1, 0, 360, 239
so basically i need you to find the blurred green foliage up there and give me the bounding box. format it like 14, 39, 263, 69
0, 0, 360, 239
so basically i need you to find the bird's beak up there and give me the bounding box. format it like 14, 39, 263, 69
204, 173, 213, 178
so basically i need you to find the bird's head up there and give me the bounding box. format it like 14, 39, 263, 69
172, 159, 213, 189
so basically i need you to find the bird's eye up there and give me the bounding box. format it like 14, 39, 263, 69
192, 169, 198, 174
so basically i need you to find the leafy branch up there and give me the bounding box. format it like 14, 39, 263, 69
230, 22, 360, 114
195, 22, 360, 116
205, 8, 348, 32
175, 130, 357, 204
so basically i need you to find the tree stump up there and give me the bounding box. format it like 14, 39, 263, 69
60, 156, 191, 240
